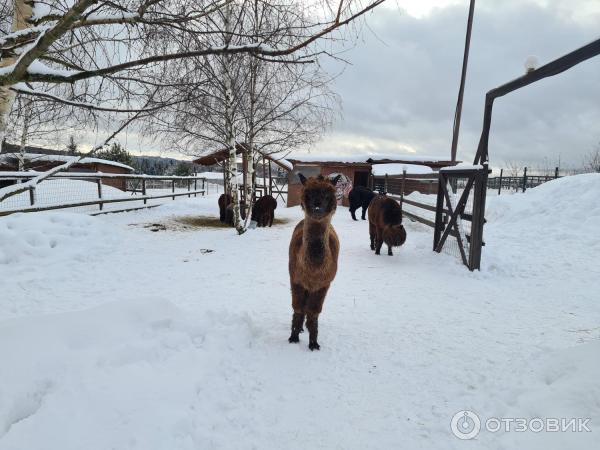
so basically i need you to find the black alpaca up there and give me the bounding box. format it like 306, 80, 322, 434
348, 186, 376, 221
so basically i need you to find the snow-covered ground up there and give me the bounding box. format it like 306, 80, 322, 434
1, 174, 599, 450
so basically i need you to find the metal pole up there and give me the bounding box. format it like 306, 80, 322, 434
97, 178, 103, 210
28, 186, 35, 206
400, 170, 406, 211
497, 168, 503, 195
450, 0, 476, 163
522, 167, 528, 192
142, 178, 147, 204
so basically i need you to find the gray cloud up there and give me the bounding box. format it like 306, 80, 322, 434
318, 0, 600, 169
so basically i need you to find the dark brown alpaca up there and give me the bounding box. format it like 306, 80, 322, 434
218, 193, 232, 222
251, 195, 277, 227
224, 199, 246, 226
288, 174, 341, 350
368, 195, 407, 256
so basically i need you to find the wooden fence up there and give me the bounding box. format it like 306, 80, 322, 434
372, 167, 488, 271
0, 172, 206, 216
488, 167, 560, 194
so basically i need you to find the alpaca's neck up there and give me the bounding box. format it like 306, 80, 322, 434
302, 217, 330, 265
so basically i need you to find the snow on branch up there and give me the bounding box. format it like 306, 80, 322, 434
10, 83, 163, 113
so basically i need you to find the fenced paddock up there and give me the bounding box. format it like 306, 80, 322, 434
371, 168, 487, 271
0, 172, 207, 216
488, 167, 561, 194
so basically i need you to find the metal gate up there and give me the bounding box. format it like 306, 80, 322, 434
433, 166, 488, 271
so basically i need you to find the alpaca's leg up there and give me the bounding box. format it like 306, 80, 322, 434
369, 223, 376, 250
388, 245, 393, 256
289, 283, 307, 343
306, 313, 320, 351
375, 229, 384, 255
350, 205, 358, 221
361, 205, 367, 220
305, 287, 327, 351
289, 312, 305, 343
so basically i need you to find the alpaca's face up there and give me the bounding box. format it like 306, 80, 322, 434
298, 174, 339, 220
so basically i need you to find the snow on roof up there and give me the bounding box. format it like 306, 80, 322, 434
268, 156, 293, 171
371, 164, 434, 176
0, 153, 134, 171
440, 163, 484, 172
283, 151, 451, 164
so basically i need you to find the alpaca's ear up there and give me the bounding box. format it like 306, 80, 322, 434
298, 173, 307, 185
330, 174, 342, 186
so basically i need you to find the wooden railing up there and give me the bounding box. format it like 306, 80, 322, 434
0, 172, 206, 216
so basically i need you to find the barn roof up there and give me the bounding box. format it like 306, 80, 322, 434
0, 152, 134, 171
284, 151, 457, 167
371, 163, 434, 176
192, 144, 293, 171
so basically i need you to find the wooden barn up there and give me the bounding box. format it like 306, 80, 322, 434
192, 144, 292, 202
191, 145, 458, 207
0, 143, 134, 190
284, 154, 458, 207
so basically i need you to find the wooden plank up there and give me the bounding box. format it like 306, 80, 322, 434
0, 190, 206, 216
403, 210, 435, 228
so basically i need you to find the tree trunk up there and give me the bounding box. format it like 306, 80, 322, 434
0, 1, 34, 145
17, 97, 32, 173
223, 3, 243, 234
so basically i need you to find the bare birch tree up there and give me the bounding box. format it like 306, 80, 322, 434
0, 0, 387, 203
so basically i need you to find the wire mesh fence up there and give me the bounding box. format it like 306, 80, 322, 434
0, 172, 206, 216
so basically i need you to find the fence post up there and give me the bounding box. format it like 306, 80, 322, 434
433, 173, 445, 251
172, 179, 175, 200
498, 168, 503, 195
400, 170, 406, 211
202, 178, 206, 196
187, 179, 191, 198
384, 174, 388, 193
554, 166, 559, 179
142, 178, 147, 204
28, 186, 35, 206
522, 167, 528, 192
97, 178, 103, 210
469, 165, 488, 271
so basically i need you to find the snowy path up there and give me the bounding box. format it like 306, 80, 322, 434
1, 175, 599, 450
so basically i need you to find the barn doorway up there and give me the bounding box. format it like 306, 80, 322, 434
353, 170, 369, 187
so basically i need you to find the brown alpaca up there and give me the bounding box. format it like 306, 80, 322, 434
368, 195, 407, 256
224, 199, 246, 226
218, 193, 232, 222
288, 174, 341, 350
251, 195, 277, 227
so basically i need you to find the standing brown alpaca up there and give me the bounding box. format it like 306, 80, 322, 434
218, 193, 232, 222
368, 195, 407, 256
251, 195, 277, 227
288, 174, 341, 350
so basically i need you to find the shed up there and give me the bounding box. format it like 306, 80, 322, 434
0, 143, 134, 190
284, 153, 458, 207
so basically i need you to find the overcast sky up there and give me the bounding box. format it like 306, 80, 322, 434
312, 0, 600, 169
73, 0, 600, 170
